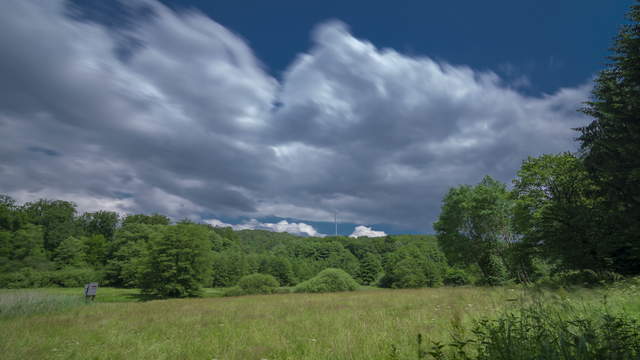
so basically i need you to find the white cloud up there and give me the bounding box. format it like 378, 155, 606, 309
350, 226, 387, 238
0, 2, 593, 232
204, 218, 324, 237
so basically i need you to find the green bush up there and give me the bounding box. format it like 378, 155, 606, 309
423, 302, 640, 359
443, 268, 471, 286
294, 268, 359, 293
238, 273, 280, 295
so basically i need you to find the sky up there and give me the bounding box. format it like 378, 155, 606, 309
0, 0, 634, 237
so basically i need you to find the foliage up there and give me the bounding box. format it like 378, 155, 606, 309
511, 153, 611, 273
477, 252, 508, 286
53, 236, 86, 268
424, 301, 640, 360
294, 268, 359, 293
577, 3, 640, 275
21, 199, 77, 253
121, 213, 170, 226
211, 250, 249, 287
380, 243, 447, 288
77, 211, 119, 241
258, 256, 296, 286
139, 224, 214, 298
536, 270, 624, 288
0, 267, 103, 288
357, 252, 382, 285
225, 273, 280, 296
82, 234, 107, 267
443, 268, 471, 286
434, 176, 513, 285
105, 223, 162, 287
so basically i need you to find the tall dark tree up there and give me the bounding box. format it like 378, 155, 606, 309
511, 154, 610, 273
578, 2, 640, 274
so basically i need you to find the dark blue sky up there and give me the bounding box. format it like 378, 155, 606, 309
160, 0, 632, 95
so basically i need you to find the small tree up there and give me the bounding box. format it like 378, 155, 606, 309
140, 224, 214, 298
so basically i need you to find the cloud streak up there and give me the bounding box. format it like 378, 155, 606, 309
0, 0, 592, 232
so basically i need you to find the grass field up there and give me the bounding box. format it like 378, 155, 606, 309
1, 285, 639, 359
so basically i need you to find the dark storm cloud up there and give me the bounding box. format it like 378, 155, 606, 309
0, 1, 591, 232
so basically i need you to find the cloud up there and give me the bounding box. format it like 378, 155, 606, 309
204, 218, 324, 237
0, 1, 592, 232
0, 0, 276, 220
350, 226, 387, 238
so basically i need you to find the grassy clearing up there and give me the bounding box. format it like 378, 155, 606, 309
0, 286, 229, 303
0, 285, 638, 359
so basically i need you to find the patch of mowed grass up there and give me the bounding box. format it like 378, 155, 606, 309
0, 285, 638, 359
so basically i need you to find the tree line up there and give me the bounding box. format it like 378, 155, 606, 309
0, 1, 638, 298
435, 3, 640, 285
0, 197, 455, 296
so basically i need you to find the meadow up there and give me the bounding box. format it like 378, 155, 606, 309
1, 284, 639, 360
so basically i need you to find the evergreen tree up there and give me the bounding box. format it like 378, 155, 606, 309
577, 3, 640, 275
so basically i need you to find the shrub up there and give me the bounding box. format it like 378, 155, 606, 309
294, 268, 359, 293
238, 273, 279, 295
422, 301, 640, 359
443, 268, 471, 286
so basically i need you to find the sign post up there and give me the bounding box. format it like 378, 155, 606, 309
83, 282, 99, 301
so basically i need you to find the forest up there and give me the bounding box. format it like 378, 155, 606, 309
1, 2, 639, 302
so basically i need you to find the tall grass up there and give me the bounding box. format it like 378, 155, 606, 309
0, 291, 87, 319
418, 291, 640, 360
0, 285, 638, 359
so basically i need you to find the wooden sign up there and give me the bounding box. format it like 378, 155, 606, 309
84, 282, 99, 300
